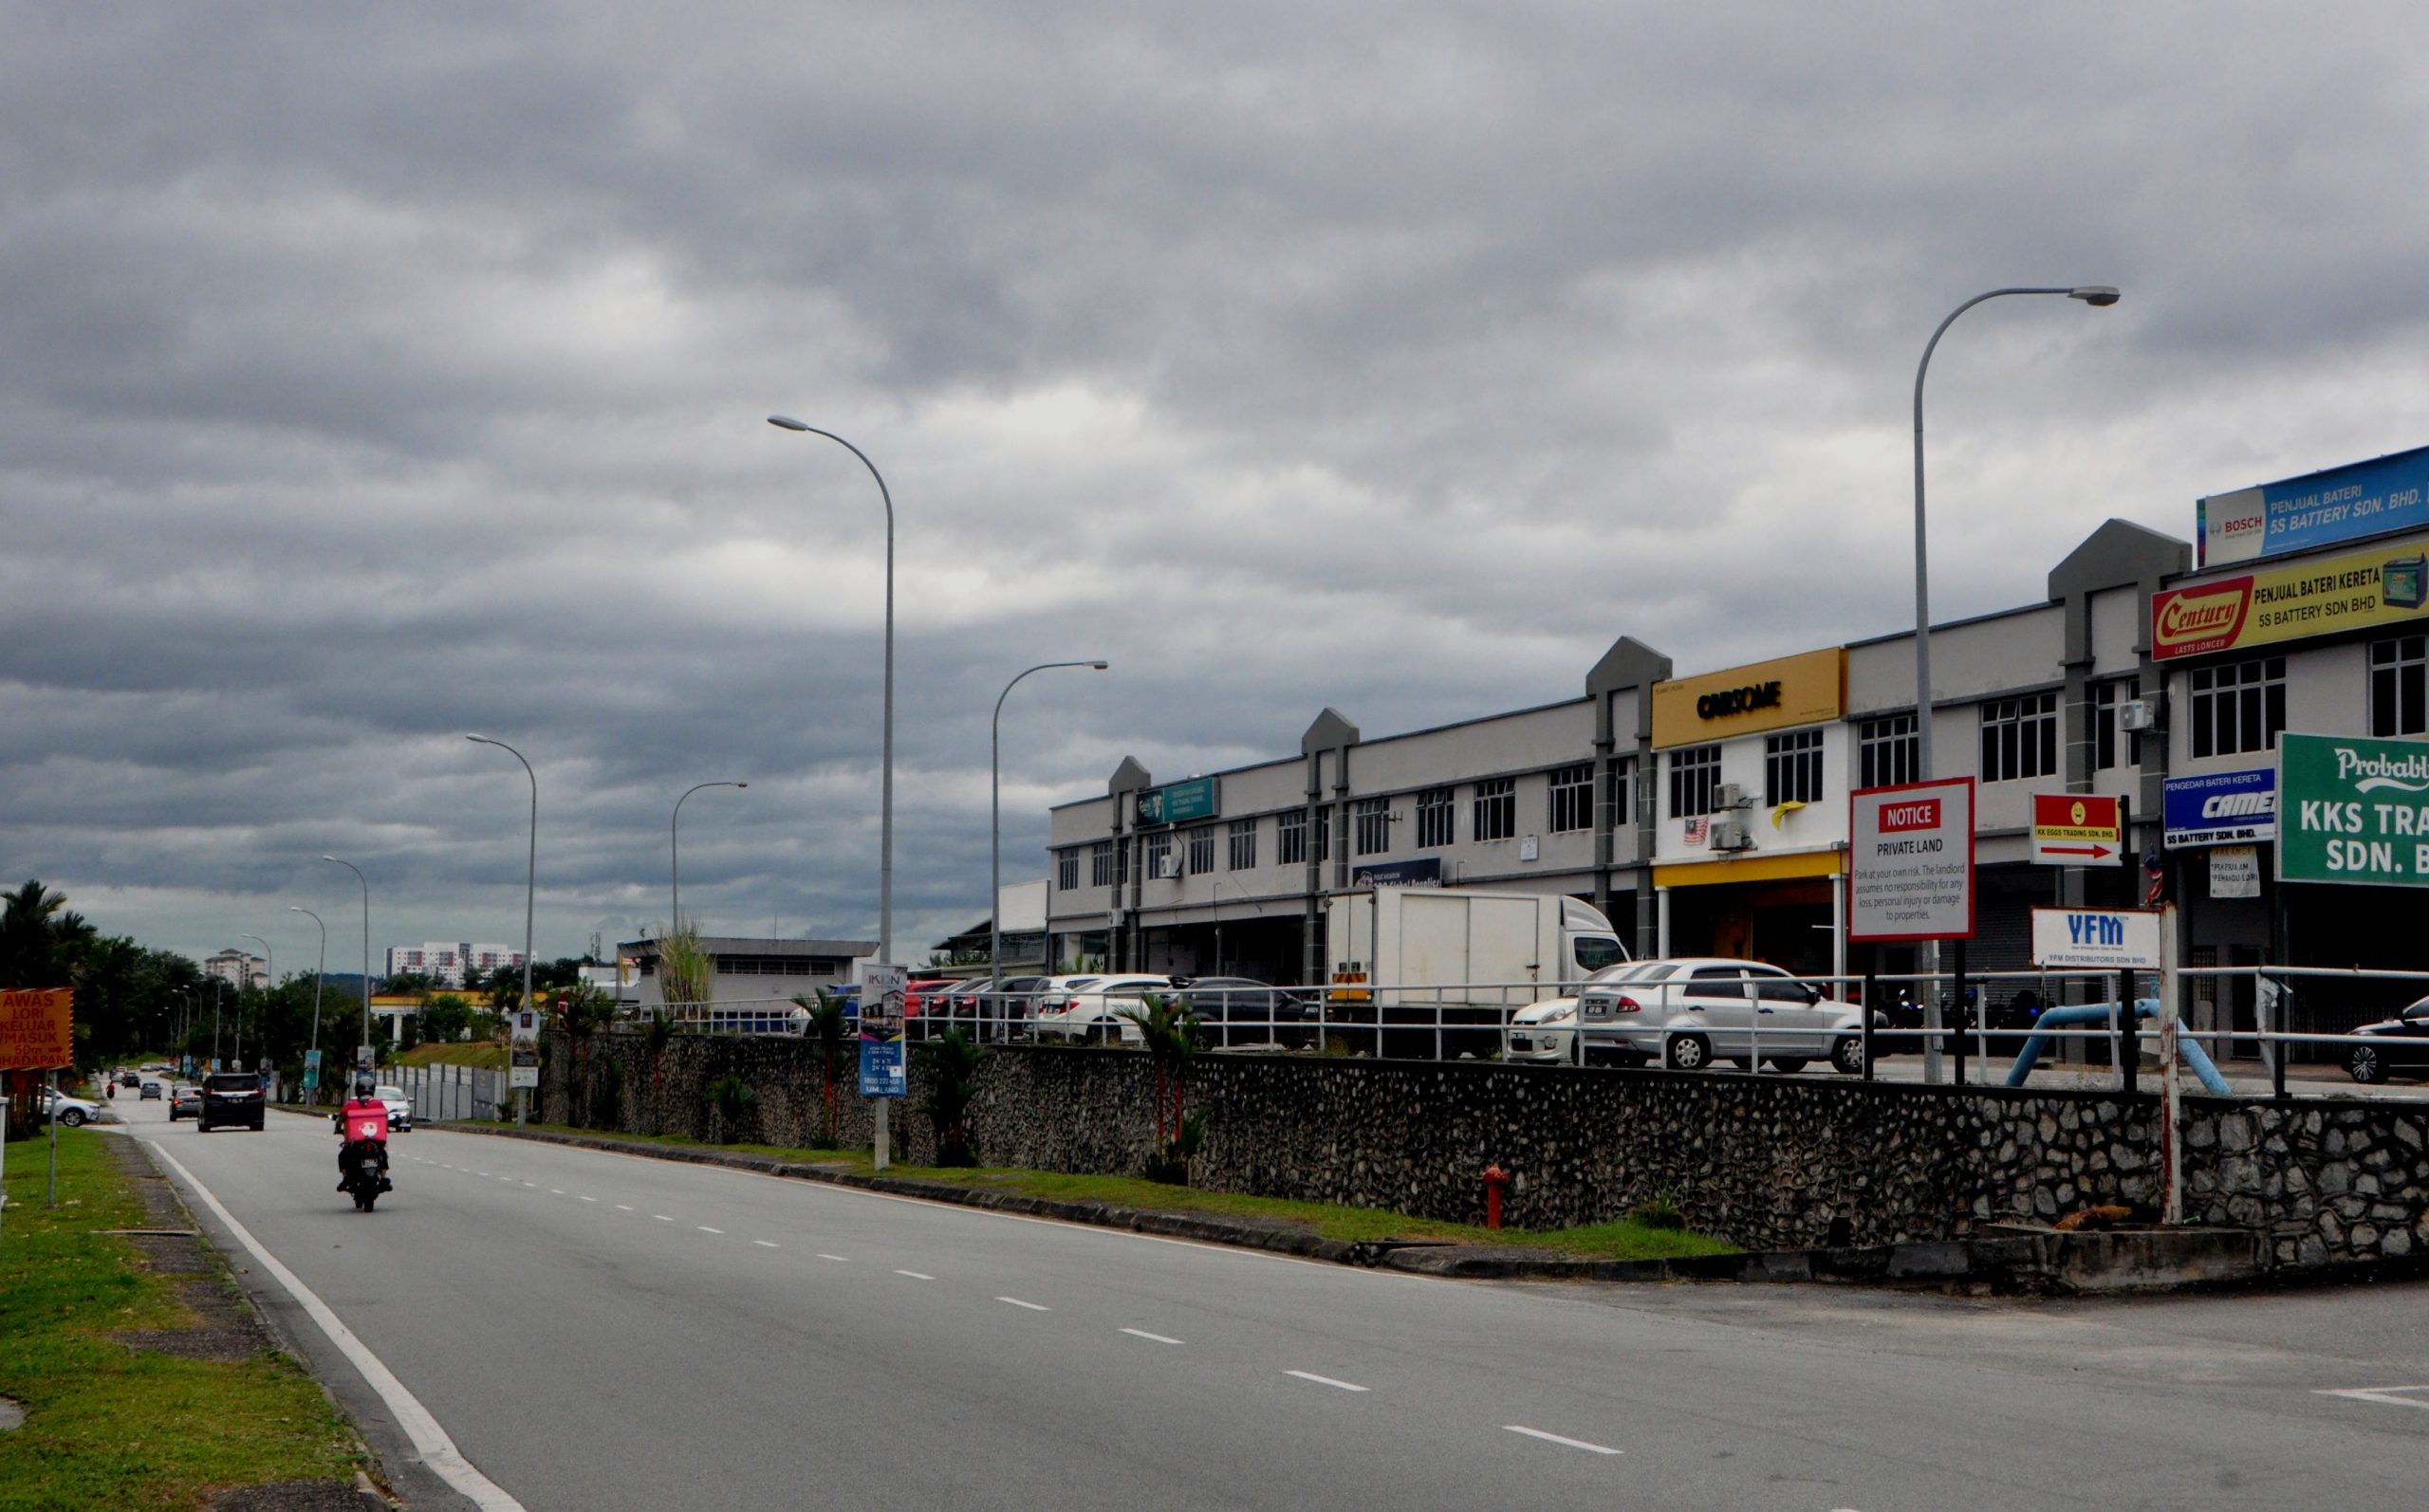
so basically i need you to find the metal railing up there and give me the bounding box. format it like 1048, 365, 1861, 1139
386, 1061, 510, 1122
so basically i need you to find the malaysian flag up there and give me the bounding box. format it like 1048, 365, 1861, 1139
1684, 816, 1709, 844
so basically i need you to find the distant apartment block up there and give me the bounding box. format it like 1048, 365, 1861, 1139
384, 941, 528, 989
202, 950, 268, 989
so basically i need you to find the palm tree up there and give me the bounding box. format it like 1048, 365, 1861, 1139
1, 879, 72, 987
1118, 992, 1202, 1183
795, 989, 850, 1148
918, 1027, 988, 1166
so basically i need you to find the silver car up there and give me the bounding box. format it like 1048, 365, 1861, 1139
1576, 957, 1870, 1075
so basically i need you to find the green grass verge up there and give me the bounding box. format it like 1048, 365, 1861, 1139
0, 1131, 362, 1509
394, 1042, 506, 1069
468, 1119, 1734, 1262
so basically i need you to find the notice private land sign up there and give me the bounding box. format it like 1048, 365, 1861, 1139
0, 988, 73, 1069
1849, 779, 1975, 942
2278, 731, 2429, 886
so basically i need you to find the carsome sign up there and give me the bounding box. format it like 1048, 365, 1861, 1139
1849, 779, 1975, 942
2278, 732, 2429, 887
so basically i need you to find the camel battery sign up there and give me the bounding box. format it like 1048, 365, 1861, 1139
2030, 793, 2123, 865
2279, 732, 2429, 886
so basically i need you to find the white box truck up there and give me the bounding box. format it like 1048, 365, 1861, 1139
1324, 889, 1628, 1056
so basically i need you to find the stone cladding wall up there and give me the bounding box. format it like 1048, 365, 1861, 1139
2181, 1098, 2429, 1266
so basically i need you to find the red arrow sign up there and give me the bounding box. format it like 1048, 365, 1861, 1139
2040, 843, 2112, 859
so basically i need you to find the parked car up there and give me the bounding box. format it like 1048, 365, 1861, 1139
38, 1088, 105, 1127
198, 1071, 266, 1132
1014, 975, 1103, 1039
139, 1080, 163, 1100
169, 1086, 203, 1121
2345, 996, 2429, 1083
1573, 957, 1872, 1075
1032, 974, 1175, 1044
373, 1083, 414, 1132
902, 977, 964, 1022
1169, 976, 1316, 1048
1505, 960, 1679, 1064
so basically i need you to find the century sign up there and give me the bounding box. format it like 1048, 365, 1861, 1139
2278, 732, 2429, 887
2152, 530, 2429, 661
1848, 779, 1975, 942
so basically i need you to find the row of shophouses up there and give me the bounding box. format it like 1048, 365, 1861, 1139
1045, 446, 2429, 1047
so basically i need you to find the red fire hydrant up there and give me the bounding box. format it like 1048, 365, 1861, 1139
1481, 1163, 1511, 1230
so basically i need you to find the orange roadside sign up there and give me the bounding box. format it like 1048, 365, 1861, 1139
0, 987, 74, 1069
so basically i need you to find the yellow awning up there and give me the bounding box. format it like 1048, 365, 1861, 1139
1654, 850, 1845, 889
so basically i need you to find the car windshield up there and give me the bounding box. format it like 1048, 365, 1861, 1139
1573, 935, 1629, 973
375, 1086, 405, 1099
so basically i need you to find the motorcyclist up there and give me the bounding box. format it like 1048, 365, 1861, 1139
336, 1073, 393, 1193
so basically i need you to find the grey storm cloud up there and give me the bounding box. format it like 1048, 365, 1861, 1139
4, 1, 2427, 963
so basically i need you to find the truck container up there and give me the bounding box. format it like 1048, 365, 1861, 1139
1324, 888, 1627, 1056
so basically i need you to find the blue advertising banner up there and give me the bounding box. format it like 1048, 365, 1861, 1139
857, 962, 907, 1098
2200, 445, 2429, 566
858, 1035, 904, 1097
2163, 766, 2277, 849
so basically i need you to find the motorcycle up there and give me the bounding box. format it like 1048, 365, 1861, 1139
338, 1138, 392, 1210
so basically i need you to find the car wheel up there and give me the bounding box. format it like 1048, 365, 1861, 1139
61, 1108, 87, 1128
1830, 1036, 1866, 1076
1768, 1058, 1809, 1074
1665, 1033, 1712, 1072
2348, 1043, 2389, 1084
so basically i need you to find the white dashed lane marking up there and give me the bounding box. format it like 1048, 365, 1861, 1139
752, 1240, 780, 1249
1122, 1328, 1183, 1345
894, 1269, 935, 1281
817, 1253, 849, 1263
998, 1297, 1051, 1311
2316, 1385, 2429, 1411
653, 1214, 675, 1223
1286, 1371, 1369, 1393
698, 1226, 724, 1235
615, 1205, 634, 1211
1504, 1425, 1622, 1455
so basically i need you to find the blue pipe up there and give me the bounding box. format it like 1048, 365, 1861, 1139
2003, 999, 2232, 1095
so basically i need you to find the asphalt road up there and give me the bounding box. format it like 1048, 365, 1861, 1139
118, 1097, 2428, 1512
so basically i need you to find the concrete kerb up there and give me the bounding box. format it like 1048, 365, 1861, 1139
422, 1120, 2098, 1290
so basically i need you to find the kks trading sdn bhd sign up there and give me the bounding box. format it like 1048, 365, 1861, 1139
2151, 530, 2429, 662
2277, 732, 2429, 887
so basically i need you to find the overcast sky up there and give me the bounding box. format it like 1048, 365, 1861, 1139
6, 3, 2425, 973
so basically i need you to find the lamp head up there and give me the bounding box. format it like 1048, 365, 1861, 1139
735, 781, 749, 788
1089, 661, 1110, 671
2068, 286, 2121, 307
767, 415, 812, 432
466, 732, 490, 744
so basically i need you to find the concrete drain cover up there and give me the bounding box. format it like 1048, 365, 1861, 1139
0, 1395, 24, 1430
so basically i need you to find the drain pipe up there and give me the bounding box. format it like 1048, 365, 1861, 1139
2004, 1000, 2229, 1096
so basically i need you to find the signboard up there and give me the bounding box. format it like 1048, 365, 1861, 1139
2030, 793, 2123, 865
2163, 766, 2277, 848
510, 1008, 540, 1042
2152, 530, 2429, 661
1848, 779, 1975, 942
1348, 857, 1442, 889
2198, 444, 2429, 566
1652, 648, 1845, 748
1134, 777, 1220, 827
857, 962, 907, 1098
2277, 731, 2429, 887
2030, 907, 2163, 970
303, 1047, 323, 1092
0, 988, 72, 1070
2210, 845, 2262, 898
510, 1044, 539, 1089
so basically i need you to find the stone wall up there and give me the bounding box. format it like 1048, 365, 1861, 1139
540, 1032, 2429, 1260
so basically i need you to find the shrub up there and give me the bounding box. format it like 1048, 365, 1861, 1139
705, 1072, 758, 1145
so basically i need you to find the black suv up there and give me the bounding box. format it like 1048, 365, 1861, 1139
199, 1072, 266, 1132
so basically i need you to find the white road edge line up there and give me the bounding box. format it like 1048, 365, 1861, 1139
998, 1297, 1051, 1311
147, 1143, 527, 1512
1504, 1425, 1622, 1455
894, 1269, 935, 1280
1121, 1328, 1183, 1345
2315, 1385, 2429, 1411
1285, 1371, 1369, 1393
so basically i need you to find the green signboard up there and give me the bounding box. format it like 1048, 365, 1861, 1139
1134, 777, 1220, 827
2277, 731, 2429, 886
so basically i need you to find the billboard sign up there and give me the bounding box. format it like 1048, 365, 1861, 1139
2030, 793, 2123, 865
1348, 857, 1442, 889
2153, 531, 2429, 661
857, 962, 907, 1097
2030, 908, 2162, 971
1134, 777, 1220, 827
2163, 766, 2277, 849
1848, 779, 1975, 942
2277, 732, 2429, 887
2198, 445, 2429, 566
0, 988, 73, 1070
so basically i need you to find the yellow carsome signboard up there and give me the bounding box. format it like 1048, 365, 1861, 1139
1652, 648, 1845, 749
2152, 531, 2429, 661
0, 987, 74, 1070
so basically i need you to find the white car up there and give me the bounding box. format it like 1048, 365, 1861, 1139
1575, 957, 1871, 1075
372, 1083, 414, 1132
1031, 974, 1175, 1045
38, 1088, 106, 1127
1504, 960, 1678, 1063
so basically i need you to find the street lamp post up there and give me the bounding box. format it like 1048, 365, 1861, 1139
289, 907, 326, 1099
320, 855, 372, 1079
1910, 284, 2119, 1080
467, 734, 539, 1127
672, 781, 748, 931
239, 933, 272, 1068
991, 661, 1109, 1030
768, 415, 899, 1167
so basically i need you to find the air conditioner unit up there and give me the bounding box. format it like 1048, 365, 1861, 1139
1710, 816, 1752, 852
1155, 854, 1181, 879
2119, 697, 2160, 733
1714, 782, 1752, 810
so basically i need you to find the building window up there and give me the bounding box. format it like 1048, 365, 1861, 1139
1980, 691, 2059, 783
1604, 759, 1632, 828
2188, 656, 2287, 760
1354, 797, 1392, 856
1474, 778, 1516, 841
1187, 824, 1216, 875
1548, 764, 1592, 833
1228, 819, 1256, 871
2093, 679, 2142, 770
1090, 841, 1112, 888
1056, 849, 1079, 892
1415, 787, 1455, 848
1315, 805, 1332, 864
1277, 809, 1307, 866
1115, 836, 1130, 886
2371, 636, 2428, 737
1765, 728, 1825, 805
1146, 832, 1173, 879
1859, 712, 1918, 789
1669, 745, 1720, 818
